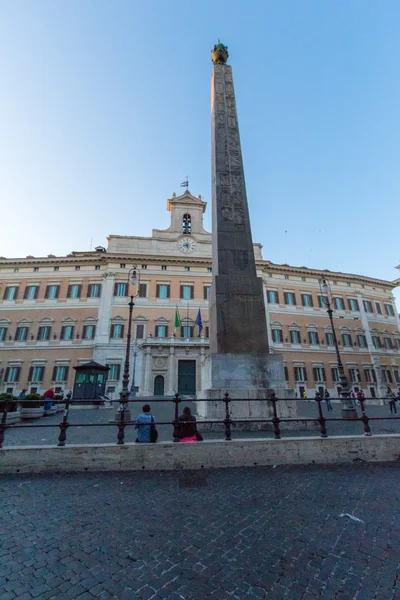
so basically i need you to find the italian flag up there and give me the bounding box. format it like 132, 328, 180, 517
174, 308, 181, 333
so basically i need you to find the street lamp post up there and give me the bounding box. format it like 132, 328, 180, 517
116, 268, 140, 423
319, 278, 357, 419
130, 340, 139, 398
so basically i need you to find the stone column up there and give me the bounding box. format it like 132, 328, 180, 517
166, 340, 176, 395
95, 272, 115, 345
358, 293, 385, 399
263, 280, 273, 349
143, 347, 153, 396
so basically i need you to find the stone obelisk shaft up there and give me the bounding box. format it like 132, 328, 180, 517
209, 62, 270, 361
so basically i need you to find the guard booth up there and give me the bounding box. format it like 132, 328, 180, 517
73, 361, 110, 403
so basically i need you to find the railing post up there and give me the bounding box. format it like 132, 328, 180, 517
270, 392, 281, 439
172, 393, 181, 442
316, 395, 327, 438
0, 408, 8, 449
117, 406, 126, 445
57, 393, 71, 447
223, 392, 232, 441
359, 397, 372, 436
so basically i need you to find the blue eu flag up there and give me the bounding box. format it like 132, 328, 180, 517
194, 308, 203, 335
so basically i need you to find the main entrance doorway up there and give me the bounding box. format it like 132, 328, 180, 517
178, 360, 196, 395
154, 375, 165, 396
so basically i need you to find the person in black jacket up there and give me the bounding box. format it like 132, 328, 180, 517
175, 406, 202, 442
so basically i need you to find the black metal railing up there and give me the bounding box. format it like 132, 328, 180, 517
0, 393, 399, 449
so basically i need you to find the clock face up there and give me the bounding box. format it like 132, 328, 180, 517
178, 237, 195, 254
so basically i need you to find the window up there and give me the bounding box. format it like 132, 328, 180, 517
364, 368, 377, 384
15, 327, 28, 341
272, 329, 283, 343
384, 337, 393, 350
181, 325, 194, 338
357, 334, 367, 348
348, 299, 359, 311
29, 366, 44, 382
284, 366, 289, 381
13, 268, 19, 273
331, 367, 340, 383
87, 284, 101, 298
301, 277, 306, 282
205, 326, 210, 338
334, 297, 345, 310
33, 267, 39, 272
284, 292, 296, 305
75, 266, 80, 271
138, 283, 147, 298
318, 295, 328, 308
155, 324, 168, 337
182, 214, 191, 234
313, 367, 326, 382
375, 302, 382, 315
54, 266, 59, 271
396, 339, 400, 351
394, 370, 400, 384
349, 368, 361, 383
141, 265, 147, 270
37, 326, 51, 341
95, 265, 100, 270
107, 364, 121, 380
301, 294, 313, 307
372, 336, 381, 349
184, 266, 190, 272
207, 267, 212, 273
289, 330, 300, 344
161, 266, 167, 271
61, 325, 74, 340
3, 286, 18, 300
156, 284, 170, 299
363, 300, 373, 313
294, 366, 307, 381
82, 325, 96, 340
342, 333, 352, 347
120, 264, 126, 269
111, 324, 124, 339
308, 331, 319, 345
0, 327, 7, 341
52, 365, 69, 382
67, 284, 81, 299
180, 285, 194, 300
24, 285, 39, 300
136, 324, 144, 339
384, 303, 395, 317
326, 332, 334, 346
5, 366, 20, 382
114, 282, 127, 297
204, 286, 211, 300
45, 285, 59, 299
267, 290, 279, 304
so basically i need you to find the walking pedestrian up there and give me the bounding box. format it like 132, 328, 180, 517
302, 391, 307, 399
387, 386, 397, 415
324, 389, 332, 411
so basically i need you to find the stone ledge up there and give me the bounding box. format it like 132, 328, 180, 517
1, 435, 400, 474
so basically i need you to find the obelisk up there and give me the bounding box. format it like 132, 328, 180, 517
198, 42, 294, 424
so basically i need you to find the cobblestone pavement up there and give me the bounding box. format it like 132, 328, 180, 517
3, 400, 400, 447
1, 464, 400, 599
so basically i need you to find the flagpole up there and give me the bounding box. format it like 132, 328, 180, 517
187, 302, 189, 340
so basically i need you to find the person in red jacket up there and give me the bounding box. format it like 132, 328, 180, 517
43, 387, 55, 411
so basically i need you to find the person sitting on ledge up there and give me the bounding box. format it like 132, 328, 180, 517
135, 404, 154, 443
175, 406, 202, 443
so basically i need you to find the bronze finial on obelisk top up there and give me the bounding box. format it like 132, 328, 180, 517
211, 40, 229, 65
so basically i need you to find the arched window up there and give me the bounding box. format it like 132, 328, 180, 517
182, 214, 191, 234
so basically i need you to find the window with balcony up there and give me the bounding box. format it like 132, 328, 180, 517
82, 325, 96, 340
334, 297, 345, 310
308, 331, 319, 345
3, 286, 18, 300
180, 285, 194, 300
326, 332, 334, 346
272, 329, 283, 343
136, 324, 145, 339
294, 366, 307, 381
53, 365, 69, 382
267, 290, 279, 304
29, 366, 44, 382
155, 324, 168, 338
60, 325, 74, 340
301, 294, 313, 307
0, 327, 8, 342
204, 286, 211, 300
37, 326, 51, 341
357, 334, 367, 348
348, 298, 359, 311
156, 284, 170, 299
45, 285, 59, 299
290, 330, 301, 344
363, 300, 373, 313
181, 325, 194, 338
67, 284, 81, 299
114, 282, 127, 297
384, 303, 395, 317
24, 285, 39, 300
15, 327, 28, 341
87, 284, 101, 298
107, 364, 121, 380
5, 366, 20, 382
313, 367, 326, 382
110, 324, 124, 339
284, 292, 296, 305
375, 302, 382, 315
342, 333, 352, 347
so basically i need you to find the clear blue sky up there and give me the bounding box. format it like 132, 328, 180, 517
1, 1, 399, 306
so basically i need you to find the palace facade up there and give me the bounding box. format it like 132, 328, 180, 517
1, 190, 399, 399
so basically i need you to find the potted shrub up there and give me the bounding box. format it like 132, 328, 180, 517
20, 393, 44, 420
0, 393, 20, 425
